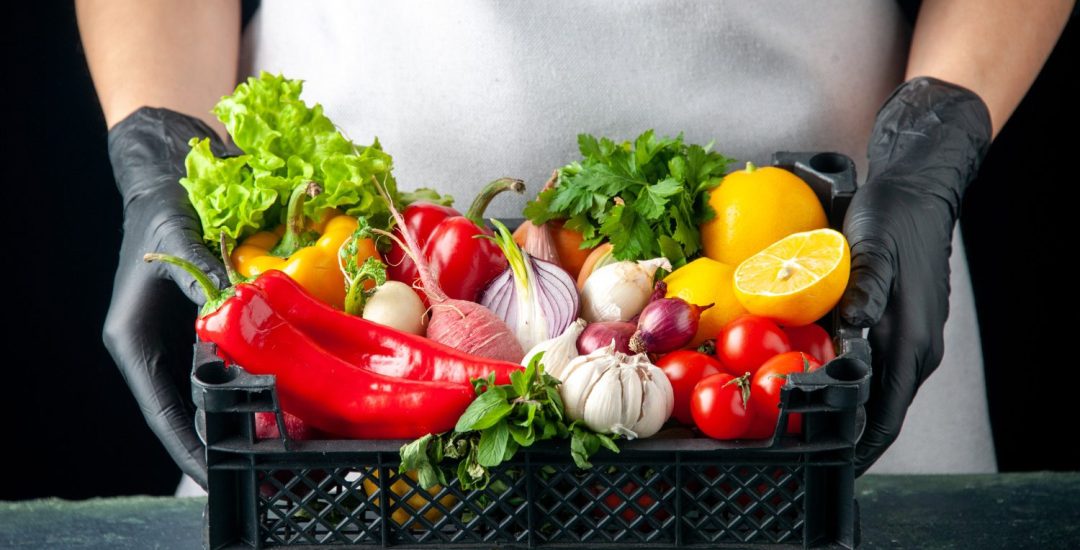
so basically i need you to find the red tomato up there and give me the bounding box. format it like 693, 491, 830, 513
748, 352, 823, 437
691, 372, 755, 440
656, 351, 724, 425
782, 323, 835, 363
716, 315, 791, 376
596, 481, 671, 523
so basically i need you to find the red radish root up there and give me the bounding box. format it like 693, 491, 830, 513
371, 177, 525, 362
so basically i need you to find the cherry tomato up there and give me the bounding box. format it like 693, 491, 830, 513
716, 315, 791, 376
782, 323, 835, 363
656, 351, 724, 425
691, 372, 755, 440
748, 352, 823, 437
594, 481, 671, 522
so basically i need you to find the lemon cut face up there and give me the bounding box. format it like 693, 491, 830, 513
733, 229, 850, 327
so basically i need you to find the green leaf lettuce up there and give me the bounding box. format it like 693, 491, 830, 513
179, 72, 410, 245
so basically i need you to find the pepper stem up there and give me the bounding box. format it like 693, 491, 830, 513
745, 162, 757, 173
465, 178, 525, 227
143, 253, 221, 304
220, 233, 243, 285
271, 181, 322, 257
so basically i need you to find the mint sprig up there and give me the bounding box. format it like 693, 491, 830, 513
400, 353, 619, 490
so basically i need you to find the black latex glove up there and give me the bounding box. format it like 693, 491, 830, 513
842, 77, 992, 476
103, 107, 230, 489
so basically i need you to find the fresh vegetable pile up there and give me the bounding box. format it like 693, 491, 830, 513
170, 73, 853, 497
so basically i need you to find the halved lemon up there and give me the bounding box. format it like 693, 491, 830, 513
733, 228, 850, 327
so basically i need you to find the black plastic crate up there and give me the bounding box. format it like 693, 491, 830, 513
192, 151, 871, 549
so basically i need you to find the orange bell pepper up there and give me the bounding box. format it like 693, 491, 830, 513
231, 182, 379, 309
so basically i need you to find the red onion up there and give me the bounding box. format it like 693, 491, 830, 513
629, 298, 712, 354
630, 281, 668, 323
578, 321, 636, 355
480, 221, 580, 351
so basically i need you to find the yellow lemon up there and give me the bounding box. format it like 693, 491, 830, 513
362, 469, 457, 528
733, 228, 850, 327
701, 163, 828, 266
663, 258, 748, 347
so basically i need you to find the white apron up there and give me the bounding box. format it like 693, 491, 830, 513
183, 1, 997, 493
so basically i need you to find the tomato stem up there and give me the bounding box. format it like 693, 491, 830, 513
724, 372, 754, 409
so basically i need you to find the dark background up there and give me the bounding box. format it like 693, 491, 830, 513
5, 4, 1077, 500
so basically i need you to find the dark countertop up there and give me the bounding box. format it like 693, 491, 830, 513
2, 473, 1077, 549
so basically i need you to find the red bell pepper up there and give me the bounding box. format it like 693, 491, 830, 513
252, 269, 522, 385
386, 178, 524, 302
384, 202, 458, 285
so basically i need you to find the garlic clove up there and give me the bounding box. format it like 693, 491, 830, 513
652, 364, 676, 419
634, 366, 672, 439
523, 318, 585, 380
619, 366, 644, 435
560, 354, 608, 421
583, 367, 625, 436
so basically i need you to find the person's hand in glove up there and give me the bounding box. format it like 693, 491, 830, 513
103, 107, 231, 489
840, 77, 991, 475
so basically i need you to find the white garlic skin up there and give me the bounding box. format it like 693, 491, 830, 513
556, 342, 674, 439
579, 258, 671, 323
521, 319, 586, 380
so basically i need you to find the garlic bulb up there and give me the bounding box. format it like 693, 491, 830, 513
557, 341, 674, 439
579, 257, 672, 323
521, 318, 586, 380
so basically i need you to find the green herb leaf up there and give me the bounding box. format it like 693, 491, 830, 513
523, 129, 733, 263
477, 420, 510, 467
400, 353, 618, 490
570, 427, 598, 469
510, 370, 528, 398
508, 422, 536, 447
398, 187, 454, 207
657, 235, 687, 269
455, 387, 512, 432
596, 432, 621, 454
399, 434, 444, 490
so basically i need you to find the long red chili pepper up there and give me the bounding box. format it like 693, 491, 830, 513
148, 254, 477, 439
386, 178, 524, 302
252, 269, 522, 385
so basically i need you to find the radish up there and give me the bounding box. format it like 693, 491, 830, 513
371, 180, 525, 363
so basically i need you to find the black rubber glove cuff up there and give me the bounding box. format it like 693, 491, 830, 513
842, 77, 991, 475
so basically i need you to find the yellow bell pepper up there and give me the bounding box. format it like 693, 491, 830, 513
362, 469, 457, 528
231, 182, 379, 309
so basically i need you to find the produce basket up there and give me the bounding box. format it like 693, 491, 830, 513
192, 151, 871, 549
